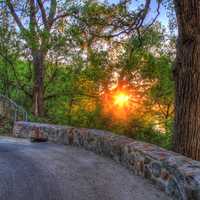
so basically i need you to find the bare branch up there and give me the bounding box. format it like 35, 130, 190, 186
48, 0, 57, 29
6, 0, 26, 31
36, 0, 48, 29
29, 0, 38, 31
53, 12, 69, 22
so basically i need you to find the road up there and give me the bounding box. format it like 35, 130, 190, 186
0, 137, 171, 200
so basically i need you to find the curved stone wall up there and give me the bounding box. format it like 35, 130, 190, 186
13, 121, 200, 200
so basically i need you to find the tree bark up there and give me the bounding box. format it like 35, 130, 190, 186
32, 51, 45, 117
173, 0, 200, 160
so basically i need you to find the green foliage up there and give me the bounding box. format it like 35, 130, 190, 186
134, 125, 172, 150
0, 0, 175, 149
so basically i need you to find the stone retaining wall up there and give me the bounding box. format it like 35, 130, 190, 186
13, 121, 200, 200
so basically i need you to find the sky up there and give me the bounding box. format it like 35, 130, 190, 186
150, 0, 169, 27
103, 0, 169, 28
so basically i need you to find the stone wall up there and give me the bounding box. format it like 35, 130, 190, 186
13, 121, 200, 200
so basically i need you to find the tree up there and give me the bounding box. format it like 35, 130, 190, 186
0, 2, 20, 97
4, 0, 163, 117
0, 0, 177, 149
4, 0, 72, 116
172, 0, 200, 160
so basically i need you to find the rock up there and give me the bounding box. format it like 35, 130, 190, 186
13, 121, 200, 200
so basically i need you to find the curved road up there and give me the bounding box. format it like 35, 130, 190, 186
0, 137, 171, 200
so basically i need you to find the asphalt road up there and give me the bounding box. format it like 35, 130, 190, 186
0, 137, 171, 200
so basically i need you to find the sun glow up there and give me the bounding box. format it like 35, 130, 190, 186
113, 92, 130, 108
101, 89, 135, 121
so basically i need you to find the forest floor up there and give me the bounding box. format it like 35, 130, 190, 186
0, 136, 171, 200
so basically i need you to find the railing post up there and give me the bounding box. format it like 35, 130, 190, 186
0, 94, 28, 122
14, 110, 17, 122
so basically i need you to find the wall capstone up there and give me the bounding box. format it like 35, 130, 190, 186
13, 121, 200, 200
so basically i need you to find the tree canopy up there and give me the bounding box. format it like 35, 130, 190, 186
0, 0, 175, 150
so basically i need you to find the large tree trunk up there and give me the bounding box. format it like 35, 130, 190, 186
173, 0, 200, 160
32, 51, 45, 117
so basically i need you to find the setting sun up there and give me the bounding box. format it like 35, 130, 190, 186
113, 92, 130, 108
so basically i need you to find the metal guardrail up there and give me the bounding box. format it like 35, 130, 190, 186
0, 94, 28, 122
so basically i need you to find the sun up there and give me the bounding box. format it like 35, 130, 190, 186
101, 89, 134, 120
113, 92, 130, 108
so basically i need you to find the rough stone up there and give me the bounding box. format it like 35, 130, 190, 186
152, 162, 162, 178
13, 121, 200, 200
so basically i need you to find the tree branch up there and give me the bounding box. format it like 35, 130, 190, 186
53, 12, 69, 22
6, 0, 26, 31
36, 0, 48, 29
48, 0, 57, 29
29, 0, 38, 31
44, 91, 99, 101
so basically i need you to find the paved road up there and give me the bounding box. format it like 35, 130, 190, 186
0, 137, 171, 200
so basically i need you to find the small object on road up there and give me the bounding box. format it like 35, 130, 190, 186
30, 128, 48, 142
